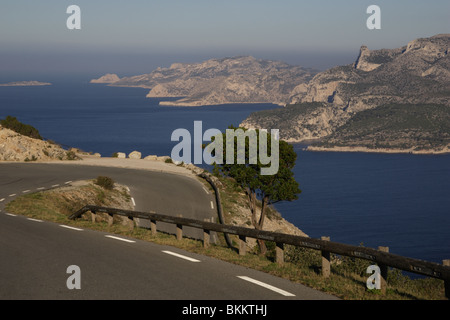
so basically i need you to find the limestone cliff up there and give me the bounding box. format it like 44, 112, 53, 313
109, 56, 317, 106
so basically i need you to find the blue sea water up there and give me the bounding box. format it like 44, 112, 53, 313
1, 80, 449, 265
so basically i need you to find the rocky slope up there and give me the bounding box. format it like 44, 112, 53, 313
241, 34, 450, 153
0, 125, 77, 161
104, 56, 317, 106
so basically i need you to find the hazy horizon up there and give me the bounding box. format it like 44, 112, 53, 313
1, 0, 449, 80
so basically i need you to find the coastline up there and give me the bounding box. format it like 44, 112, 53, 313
306, 145, 450, 155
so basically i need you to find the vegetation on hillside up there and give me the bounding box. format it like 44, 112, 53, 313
0, 115, 43, 140
315, 103, 450, 151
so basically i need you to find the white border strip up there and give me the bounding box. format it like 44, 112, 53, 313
27, 218, 43, 223
60, 225, 83, 231
105, 235, 136, 243
162, 250, 200, 262
237, 276, 296, 297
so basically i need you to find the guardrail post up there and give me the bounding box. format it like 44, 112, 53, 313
276, 242, 284, 265
150, 219, 157, 236
239, 235, 246, 256
321, 236, 331, 278
203, 219, 210, 248
127, 216, 135, 230
91, 211, 96, 223
107, 213, 113, 227
378, 246, 389, 294
444, 260, 450, 299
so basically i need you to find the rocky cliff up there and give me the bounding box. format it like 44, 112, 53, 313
106, 56, 317, 106
241, 34, 450, 153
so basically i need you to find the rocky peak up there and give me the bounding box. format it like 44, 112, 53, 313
354, 45, 382, 72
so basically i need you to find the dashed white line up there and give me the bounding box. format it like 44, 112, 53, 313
202, 187, 209, 194
22, 190, 31, 193
105, 235, 136, 243
37, 187, 45, 190
237, 276, 295, 297
131, 197, 136, 206
0, 198, 5, 202
51, 184, 60, 188
65, 181, 72, 184
4, 213, 17, 217
9, 194, 16, 197
162, 250, 201, 262
60, 225, 83, 231
27, 218, 43, 223
210, 201, 214, 209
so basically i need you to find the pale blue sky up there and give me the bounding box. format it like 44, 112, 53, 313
0, 0, 448, 78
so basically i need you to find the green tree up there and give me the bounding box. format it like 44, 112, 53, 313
0, 115, 42, 140
213, 126, 301, 254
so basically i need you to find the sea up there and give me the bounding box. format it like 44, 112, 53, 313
1, 78, 449, 268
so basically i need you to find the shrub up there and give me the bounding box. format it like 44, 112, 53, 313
165, 158, 173, 164
0, 116, 42, 140
94, 176, 115, 190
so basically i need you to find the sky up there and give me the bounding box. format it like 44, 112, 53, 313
0, 0, 449, 79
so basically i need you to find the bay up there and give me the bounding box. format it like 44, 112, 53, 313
0, 81, 448, 266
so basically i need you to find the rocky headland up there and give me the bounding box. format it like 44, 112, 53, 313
241, 34, 450, 154
94, 56, 317, 107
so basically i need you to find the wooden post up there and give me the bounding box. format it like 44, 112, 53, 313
176, 224, 183, 240
276, 242, 284, 265
203, 219, 210, 248
127, 216, 134, 230
107, 213, 113, 227
150, 219, 157, 236
443, 260, 450, 299
91, 211, 96, 223
321, 236, 331, 278
239, 235, 246, 256
378, 246, 389, 294
176, 214, 182, 240
203, 229, 210, 248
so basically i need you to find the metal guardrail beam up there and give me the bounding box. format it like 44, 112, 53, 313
69, 205, 450, 283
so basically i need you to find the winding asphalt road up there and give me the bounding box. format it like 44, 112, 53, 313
0, 162, 338, 300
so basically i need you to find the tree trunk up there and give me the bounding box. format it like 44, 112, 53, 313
256, 196, 269, 255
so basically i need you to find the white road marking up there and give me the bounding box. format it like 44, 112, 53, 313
51, 184, 60, 188
210, 201, 214, 209
237, 276, 296, 297
37, 187, 45, 190
60, 225, 83, 231
5, 213, 17, 217
162, 250, 201, 262
202, 187, 209, 194
27, 218, 43, 223
22, 190, 31, 193
9, 194, 16, 197
105, 235, 136, 243
131, 197, 136, 206
0, 198, 5, 202
65, 181, 72, 184
125, 186, 130, 192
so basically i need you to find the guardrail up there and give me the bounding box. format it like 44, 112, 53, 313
69, 205, 450, 298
